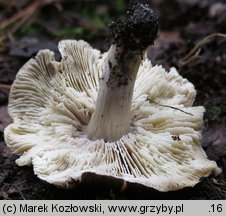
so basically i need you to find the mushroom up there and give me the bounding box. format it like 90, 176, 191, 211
4, 0, 221, 191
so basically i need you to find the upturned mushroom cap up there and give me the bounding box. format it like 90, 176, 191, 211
4, 40, 220, 191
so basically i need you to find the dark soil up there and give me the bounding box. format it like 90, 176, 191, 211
108, 0, 159, 50
0, 0, 226, 199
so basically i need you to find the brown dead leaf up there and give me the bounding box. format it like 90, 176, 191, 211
0, 191, 8, 199
9, 36, 57, 58
159, 31, 183, 45
202, 122, 226, 161
0, 106, 12, 133
7, 186, 18, 195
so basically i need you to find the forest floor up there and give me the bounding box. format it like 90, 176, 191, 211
0, 0, 226, 199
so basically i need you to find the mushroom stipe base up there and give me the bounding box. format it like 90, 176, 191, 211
4, 40, 221, 191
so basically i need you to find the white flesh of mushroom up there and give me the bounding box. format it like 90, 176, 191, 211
86, 45, 142, 141
4, 40, 221, 191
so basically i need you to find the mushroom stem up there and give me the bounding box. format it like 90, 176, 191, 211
86, 45, 143, 141
86, 0, 158, 141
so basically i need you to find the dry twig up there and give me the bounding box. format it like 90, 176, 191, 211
0, 0, 69, 43
179, 33, 226, 67
0, 84, 11, 90
146, 97, 193, 116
